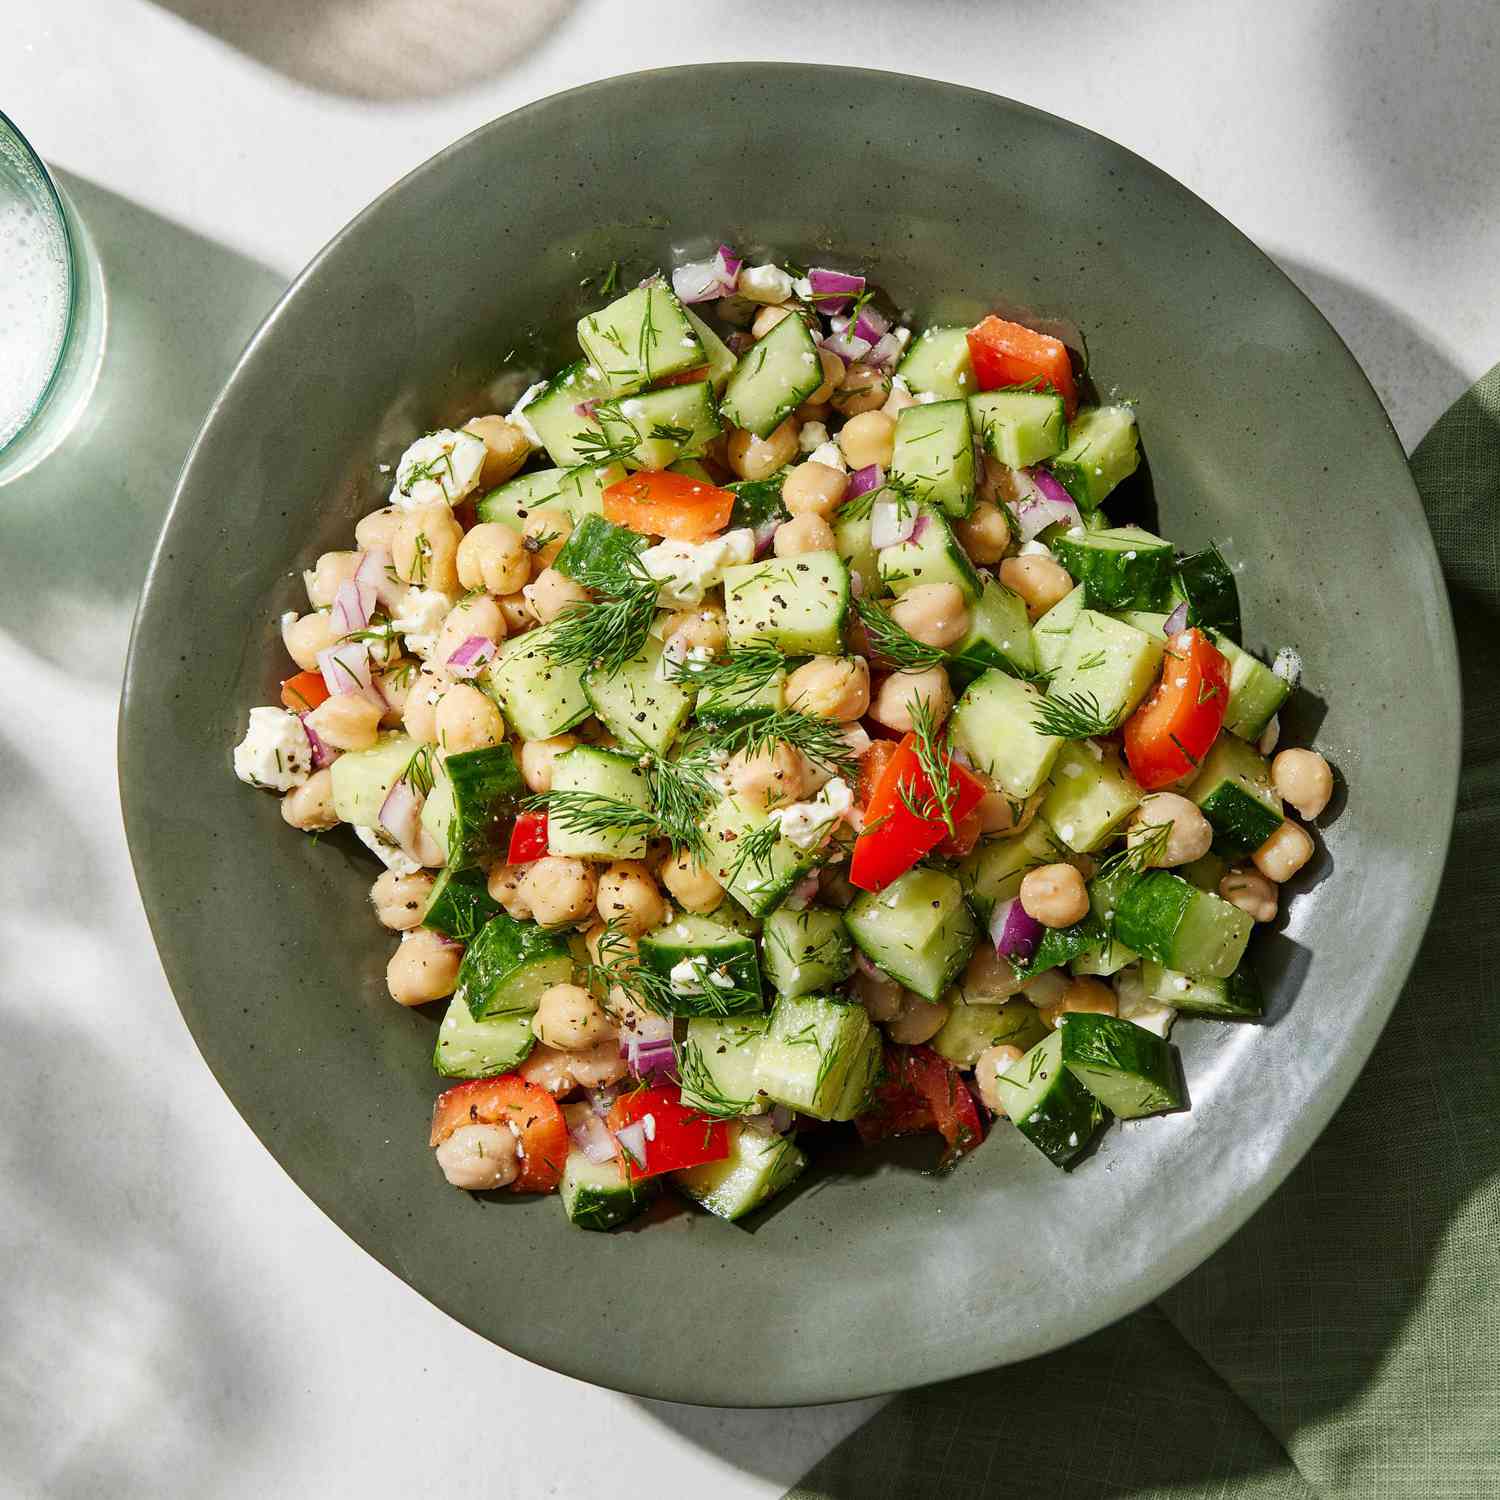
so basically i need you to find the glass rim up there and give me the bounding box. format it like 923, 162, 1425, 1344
0, 107, 84, 461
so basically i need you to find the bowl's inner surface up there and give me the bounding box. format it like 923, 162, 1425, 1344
121, 67, 1457, 1406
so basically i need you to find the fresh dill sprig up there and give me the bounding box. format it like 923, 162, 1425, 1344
907, 695, 961, 838
541, 542, 660, 676
644, 752, 716, 861
586, 921, 675, 1019
525, 788, 658, 847
854, 595, 946, 671
837, 471, 921, 525
1095, 820, 1173, 883
673, 642, 784, 698
724, 817, 782, 890
401, 743, 437, 798
600, 260, 621, 295
1031, 690, 1120, 740
648, 421, 693, 445
718, 709, 858, 779
675, 1032, 760, 1117
1073, 649, 1107, 672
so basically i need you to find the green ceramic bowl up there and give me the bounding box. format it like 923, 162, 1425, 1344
120, 66, 1459, 1406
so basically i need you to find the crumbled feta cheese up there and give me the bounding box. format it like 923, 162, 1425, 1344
507, 382, 547, 449
771, 778, 855, 851
354, 823, 420, 874
737, 264, 794, 304
390, 429, 486, 510
642, 1113, 657, 1141
1018, 540, 1055, 559
792, 276, 813, 300
389, 587, 455, 660
799, 421, 830, 454
808, 440, 846, 472
640, 528, 755, 607
233, 707, 313, 791
1272, 648, 1302, 689
669, 956, 735, 996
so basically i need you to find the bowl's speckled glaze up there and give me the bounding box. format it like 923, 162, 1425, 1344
120, 65, 1459, 1406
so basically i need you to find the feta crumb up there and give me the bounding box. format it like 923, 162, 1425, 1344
808, 440, 846, 472
1257, 716, 1281, 756
771, 778, 855, 851
1018, 540, 1055, 559
354, 823, 420, 875
233, 707, 313, 791
799, 421, 830, 454
508, 381, 547, 448
389, 587, 455, 660
640, 528, 755, 607
642, 1113, 657, 1141
390, 429, 486, 510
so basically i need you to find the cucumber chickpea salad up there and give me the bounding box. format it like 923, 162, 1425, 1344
234, 245, 1334, 1228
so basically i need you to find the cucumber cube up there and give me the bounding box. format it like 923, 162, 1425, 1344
637, 912, 763, 1017
950, 669, 1063, 798
1041, 742, 1144, 853
420, 743, 525, 869
577, 283, 704, 395
421, 866, 501, 942
584, 636, 694, 755
723, 551, 850, 656
560, 1146, 654, 1231
948, 578, 1038, 686
970, 389, 1068, 468
762, 906, 853, 998
1059, 1012, 1183, 1117
896, 326, 976, 398
475, 462, 625, 529
876, 504, 982, 602
454, 913, 573, 1021
753, 993, 877, 1121
931, 998, 1048, 1067
677, 1015, 770, 1116
993, 1030, 1107, 1169
547, 746, 652, 860
554, 512, 646, 591
433, 998, 535, 1078
1051, 526, 1174, 611
522, 360, 618, 467
1188, 735, 1284, 852
329, 732, 418, 826
703, 793, 823, 917
673, 1126, 807, 1221
1143, 958, 1263, 1018
957, 821, 1061, 921
1113, 870, 1253, 979
833, 509, 883, 599
1034, 582, 1086, 674
597, 381, 721, 471
1048, 405, 1140, 509
488, 626, 591, 740
682, 306, 737, 391
890, 398, 976, 517
843, 867, 977, 1003
1047, 610, 1165, 727
719, 311, 823, 437
1214, 635, 1292, 741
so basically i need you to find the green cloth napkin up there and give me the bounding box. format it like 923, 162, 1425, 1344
787, 370, 1500, 1500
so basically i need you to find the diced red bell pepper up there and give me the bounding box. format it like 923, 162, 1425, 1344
855, 1046, 985, 1167
602, 471, 735, 542
429, 1076, 569, 1193
966, 315, 1078, 417
607, 1085, 730, 1181
1123, 627, 1230, 789
280, 669, 330, 714
848, 733, 985, 892
855, 739, 899, 810
507, 810, 548, 864
935, 806, 983, 859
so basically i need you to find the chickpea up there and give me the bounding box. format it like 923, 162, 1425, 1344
282, 610, 341, 673
355, 505, 403, 551
304, 550, 362, 609
461, 414, 531, 487
1020, 862, 1089, 928
519, 733, 579, 795
455, 521, 529, 596
496, 591, 536, 633
752, 303, 794, 338
1220, 867, 1278, 923
1273, 748, 1333, 820
519, 1038, 628, 1095
1127, 792, 1213, 867
663, 605, 728, 656
838, 410, 897, 471
1038, 976, 1118, 1030
402, 665, 446, 745
999, 555, 1074, 621
727, 741, 811, 811
432, 595, 505, 675
370, 868, 435, 931
830, 363, 891, 417
727, 417, 800, 481
392, 501, 461, 595
890, 583, 970, 649
886, 995, 949, 1045
961, 943, 1027, 1002
977, 454, 1030, 507
386, 928, 462, 1006
532, 982, 616, 1052
434, 1122, 520, 1190
487, 862, 533, 920
782, 461, 849, 518
661, 847, 724, 914
975, 780, 1043, 836
774, 513, 836, 557
373, 661, 413, 727
305, 692, 382, 752
870, 665, 953, 734
519, 856, 598, 928
522, 509, 573, 575
973, 1043, 1026, 1114
786, 655, 870, 722
524, 566, 592, 625
593, 861, 667, 936
881, 383, 917, 416
1252, 819, 1315, 883
280, 768, 339, 831
854, 968, 904, 1023
434, 683, 505, 753
955, 501, 1011, 565
807, 347, 846, 405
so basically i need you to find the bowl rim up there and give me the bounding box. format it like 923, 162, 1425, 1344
119, 62, 1462, 1406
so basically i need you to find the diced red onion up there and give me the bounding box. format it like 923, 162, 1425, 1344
950, 744, 972, 769
354, 547, 404, 611
822, 327, 873, 361
841, 722, 872, 757
852, 306, 890, 343
316, 641, 383, 706
867, 330, 905, 369
331, 579, 375, 636
378, 778, 423, 853
446, 634, 495, 679
672, 253, 739, 305
569, 1111, 617, 1165
1164, 601, 1190, 636
870, 492, 915, 549
745, 1104, 795, 1135
589, 1084, 620, 1117
989, 897, 1044, 963
621, 1015, 675, 1081
716, 244, 743, 281
1015, 471, 1083, 543
573, 398, 600, 420
847, 464, 884, 502
911, 512, 931, 544
753, 514, 781, 558
806, 267, 864, 314
613, 1121, 648, 1169
299, 713, 338, 769
786, 872, 821, 910
1029, 467, 1076, 509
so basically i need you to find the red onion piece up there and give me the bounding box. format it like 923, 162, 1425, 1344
870, 492, 915, 549
613, 1121, 648, 1169
852, 305, 890, 343
1014, 472, 1083, 544
822, 327, 873, 361
1029, 467, 1077, 508
807, 267, 865, 313
316, 642, 383, 705
847, 464, 884, 502
867, 330, 905, 369
446, 634, 496, 679
1164, 601, 1190, 636
989, 897, 1044, 963
950, 743, 972, 769
752, 514, 781, 558
910, 512, 931, 544
786, 872, 821, 910
378, 778, 423, 849
841, 722, 872, 757
299, 713, 338, 769
354, 547, 404, 611
744, 1104, 795, 1135
573, 398, 600, 420
331, 579, 375, 636
853, 950, 887, 981
716, 244, 743, 281
672, 256, 737, 304
569, 1111, 617, 1165
589, 1084, 620, 1117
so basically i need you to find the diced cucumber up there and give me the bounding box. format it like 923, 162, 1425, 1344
673, 1126, 807, 1222
1034, 583, 1086, 675
1041, 742, 1143, 854
931, 998, 1047, 1067
762, 906, 852, 998
1016, 911, 1107, 980
948, 578, 1038, 686
890, 399, 975, 517
950, 670, 1062, 797
637, 912, 763, 1017
1046, 610, 1165, 727
421, 865, 501, 941
598, 382, 720, 471
719, 311, 823, 437
547, 746, 653, 860
753, 993, 878, 1121
830, 1026, 883, 1121
522, 360, 617, 467
1051, 526, 1174, 611
723, 551, 849, 655
554, 512, 647, 591
703, 793, 823, 916
432, 997, 535, 1077
1181, 851, 1230, 892
488, 626, 591, 740
1188, 735, 1283, 853
583, 636, 693, 754
577, 282, 704, 394
329, 732, 417, 826
727, 475, 789, 535
676, 1015, 771, 1116
876, 504, 982, 603
833, 508, 883, 599
897, 326, 975, 398
1143, 958, 1263, 1019
1215, 635, 1291, 741
957, 820, 1061, 922
682, 305, 737, 391
668, 458, 715, 482
474, 462, 625, 528
1113, 871, 1253, 979
560, 1144, 654, 1231
420, 744, 525, 869
843, 867, 978, 1003
454, 913, 573, 1021
693, 663, 786, 727
993, 1030, 1107, 1169
1058, 1012, 1182, 1117
1047, 405, 1140, 509
970, 389, 1067, 468
1069, 935, 1137, 977
1171, 544, 1241, 643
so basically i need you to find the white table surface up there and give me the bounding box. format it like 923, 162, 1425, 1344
4, 2, 1496, 1495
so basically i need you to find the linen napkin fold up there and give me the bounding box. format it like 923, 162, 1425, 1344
787, 368, 1500, 1500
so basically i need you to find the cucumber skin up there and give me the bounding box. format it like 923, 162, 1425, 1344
1014, 914, 1107, 980
443, 745, 527, 868
1173, 545, 1242, 643
996, 1032, 1108, 1169
454, 913, 573, 1021
1113, 871, 1250, 979
432, 1001, 535, 1079
1052, 530, 1174, 612
555, 513, 645, 590
636, 922, 764, 1018
1058, 1012, 1183, 1118
1198, 781, 1284, 854
421, 866, 502, 941
728, 476, 790, 534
